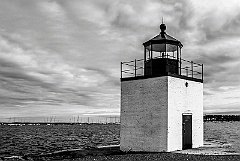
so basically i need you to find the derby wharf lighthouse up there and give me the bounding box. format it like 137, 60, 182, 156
120, 23, 203, 152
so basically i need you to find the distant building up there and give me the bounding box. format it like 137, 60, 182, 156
204, 115, 240, 121
120, 23, 203, 152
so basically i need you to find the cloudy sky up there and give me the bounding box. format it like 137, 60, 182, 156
0, 0, 240, 121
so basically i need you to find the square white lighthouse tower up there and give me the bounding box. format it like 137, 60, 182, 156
120, 23, 203, 152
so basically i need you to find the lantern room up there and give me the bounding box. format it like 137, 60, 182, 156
121, 23, 203, 82
143, 23, 182, 76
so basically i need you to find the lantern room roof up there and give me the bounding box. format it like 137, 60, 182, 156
143, 23, 183, 52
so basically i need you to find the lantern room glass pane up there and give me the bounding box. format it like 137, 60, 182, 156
146, 43, 178, 52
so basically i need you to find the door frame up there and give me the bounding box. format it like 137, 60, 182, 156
182, 113, 192, 150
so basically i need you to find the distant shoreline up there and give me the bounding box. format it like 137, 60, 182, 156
204, 115, 240, 121
1, 115, 240, 125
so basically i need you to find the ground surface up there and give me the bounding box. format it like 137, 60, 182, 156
67, 153, 240, 161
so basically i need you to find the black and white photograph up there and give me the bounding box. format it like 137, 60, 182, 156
0, 0, 240, 160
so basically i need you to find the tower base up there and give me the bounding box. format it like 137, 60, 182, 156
120, 76, 203, 152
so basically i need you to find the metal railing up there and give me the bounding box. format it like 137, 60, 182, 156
121, 57, 203, 81
179, 58, 203, 80
121, 58, 145, 78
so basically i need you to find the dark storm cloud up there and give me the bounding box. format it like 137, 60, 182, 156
203, 91, 213, 96
84, 67, 112, 79
0, 58, 119, 109
224, 13, 240, 33
84, 67, 120, 87
193, 54, 240, 91
0, 58, 20, 68
200, 54, 237, 65
197, 13, 240, 44
0, 58, 56, 91
197, 54, 237, 78
0, 96, 24, 105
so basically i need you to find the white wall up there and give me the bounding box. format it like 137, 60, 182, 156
120, 77, 168, 152
167, 77, 203, 151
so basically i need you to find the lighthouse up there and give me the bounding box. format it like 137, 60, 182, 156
120, 23, 203, 152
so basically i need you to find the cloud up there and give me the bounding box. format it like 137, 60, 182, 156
0, 0, 240, 118
0, 21, 120, 116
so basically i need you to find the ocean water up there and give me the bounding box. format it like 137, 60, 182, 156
0, 122, 239, 157
204, 121, 240, 153
0, 124, 120, 157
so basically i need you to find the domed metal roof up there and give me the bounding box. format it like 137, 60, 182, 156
143, 23, 183, 52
